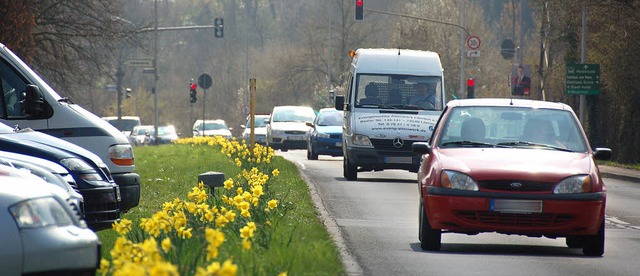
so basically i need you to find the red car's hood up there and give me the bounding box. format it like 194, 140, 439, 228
436, 148, 595, 182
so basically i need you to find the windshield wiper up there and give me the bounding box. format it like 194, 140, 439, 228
441, 140, 508, 148
497, 141, 573, 152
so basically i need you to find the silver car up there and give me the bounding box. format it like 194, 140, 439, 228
0, 166, 100, 275
266, 106, 316, 151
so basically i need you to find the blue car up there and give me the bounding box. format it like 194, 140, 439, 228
306, 108, 343, 160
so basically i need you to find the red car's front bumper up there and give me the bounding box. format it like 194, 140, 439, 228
425, 186, 605, 236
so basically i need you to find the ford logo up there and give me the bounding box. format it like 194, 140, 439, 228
510, 182, 524, 188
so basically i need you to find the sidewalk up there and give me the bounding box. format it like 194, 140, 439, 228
599, 165, 640, 183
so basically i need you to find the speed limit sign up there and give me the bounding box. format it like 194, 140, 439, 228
466, 36, 481, 50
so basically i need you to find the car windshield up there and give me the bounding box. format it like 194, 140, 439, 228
105, 118, 139, 131
355, 74, 443, 111
246, 116, 269, 128
437, 106, 588, 152
272, 108, 315, 123
316, 111, 343, 126
150, 126, 176, 136
198, 122, 227, 131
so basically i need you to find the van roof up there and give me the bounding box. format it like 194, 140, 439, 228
353, 48, 443, 76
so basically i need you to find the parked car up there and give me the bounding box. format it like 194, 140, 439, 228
266, 106, 316, 151
241, 114, 270, 145
129, 125, 154, 146
0, 42, 139, 218
0, 123, 121, 231
192, 119, 232, 139
306, 108, 343, 160
0, 166, 100, 275
0, 151, 84, 220
412, 98, 611, 256
149, 125, 180, 145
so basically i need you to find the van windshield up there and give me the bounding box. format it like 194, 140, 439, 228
354, 74, 443, 111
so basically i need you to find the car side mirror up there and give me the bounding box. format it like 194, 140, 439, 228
593, 148, 612, 161
25, 84, 45, 117
412, 142, 431, 155
305, 122, 314, 128
335, 95, 345, 111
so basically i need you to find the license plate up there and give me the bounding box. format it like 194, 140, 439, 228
490, 199, 542, 213
384, 156, 412, 163
288, 136, 305, 140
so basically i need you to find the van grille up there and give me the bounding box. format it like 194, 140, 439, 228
370, 138, 420, 152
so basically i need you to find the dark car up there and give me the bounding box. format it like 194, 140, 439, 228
0, 123, 120, 231
306, 108, 343, 160
412, 98, 611, 256
149, 125, 180, 145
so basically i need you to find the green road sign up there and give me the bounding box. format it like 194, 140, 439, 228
566, 63, 600, 95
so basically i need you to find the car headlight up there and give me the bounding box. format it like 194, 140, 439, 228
351, 133, 373, 147
554, 175, 591, 194
10, 197, 74, 229
317, 132, 330, 138
60, 157, 94, 171
441, 170, 478, 191
109, 144, 134, 166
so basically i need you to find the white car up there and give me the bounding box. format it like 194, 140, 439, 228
129, 125, 153, 146
266, 106, 316, 151
241, 114, 270, 145
192, 119, 233, 139
0, 166, 100, 275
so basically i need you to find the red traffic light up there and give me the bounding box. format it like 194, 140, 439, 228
356, 0, 363, 6
467, 78, 475, 87
190, 83, 197, 90
355, 0, 364, 21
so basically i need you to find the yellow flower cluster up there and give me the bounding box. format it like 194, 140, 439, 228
100, 136, 284, 275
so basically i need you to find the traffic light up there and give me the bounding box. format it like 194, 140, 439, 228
467, 78, 475, 99
125, 88, 132, 99
214, 18, 224, 38
190, 82, 197, 103
355, 0, 364, 21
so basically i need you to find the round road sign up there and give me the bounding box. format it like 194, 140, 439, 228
198, 73, 212, 90
466, 36, 481, 50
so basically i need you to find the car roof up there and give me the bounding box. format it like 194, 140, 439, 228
446, 98, 572, 111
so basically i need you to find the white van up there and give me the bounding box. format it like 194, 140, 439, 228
0, 43, 140, 212
335, 48, 445, 180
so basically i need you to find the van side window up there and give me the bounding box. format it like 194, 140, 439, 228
0, 59, 27, 118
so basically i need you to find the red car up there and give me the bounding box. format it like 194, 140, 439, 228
412, 98, 611, 256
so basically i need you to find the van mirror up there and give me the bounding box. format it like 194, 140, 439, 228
335, 95, 345, 111
25, 84, 45, 117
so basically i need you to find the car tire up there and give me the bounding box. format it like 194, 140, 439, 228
343, 156, 357, 181
308, 143, 318, 160
419, 199, 441, 251
583, 220, 605, 256
565, 236, 583, 248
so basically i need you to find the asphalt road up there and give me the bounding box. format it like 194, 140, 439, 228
278, 150, 640, 276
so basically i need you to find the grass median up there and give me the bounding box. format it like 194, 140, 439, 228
97, 138, 345, 275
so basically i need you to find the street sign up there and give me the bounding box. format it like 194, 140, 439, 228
105, 84, 118, 92
566, 64, 600, 95
466, 36, 481, 50
466, 50, 480, 58
124, 59, 153, 67
198, 73, 212, 90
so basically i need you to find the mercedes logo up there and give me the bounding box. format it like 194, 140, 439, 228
392, 137, 404, 148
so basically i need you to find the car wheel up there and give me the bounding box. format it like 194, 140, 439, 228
308, 143, 318, 160
565, 236, 583, 248
583, 220, 605, 256
343, 156, 357, 181
419, 199, 441, 251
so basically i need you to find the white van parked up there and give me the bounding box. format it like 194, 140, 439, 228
335, 48, 445, 180
0, 42, 140, 212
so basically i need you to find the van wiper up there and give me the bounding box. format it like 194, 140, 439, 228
441, 140, 508, 148
58, 97, 74, 104
497, 141, 573, 152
